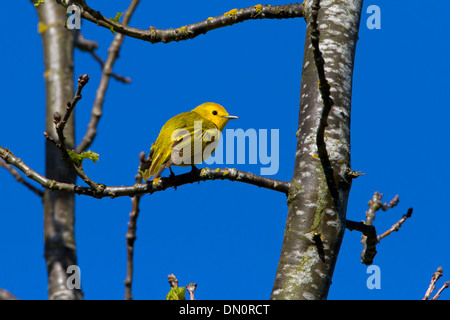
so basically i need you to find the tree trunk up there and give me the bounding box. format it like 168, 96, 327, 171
36, 0, 82, 300
271, 0, 364, 300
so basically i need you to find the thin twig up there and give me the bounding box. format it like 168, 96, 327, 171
0, 146, 291, 198
431, 281, 449, 300
74, 32, 131, 83
44, 74, 103, 193
75, 0, 140, 153
346, 192, 412, 265
0, 159, 44, 197
168, 274, 179, 288
365, 192, 399, 225
73, 31, 98, 51
88, 50, 131, 84
359, 192, 400, 264
47, 74, 89, 161
59, 2, 304, 44
377, 208, 413, 241
58, 74, 90, 134
423, 267, 444, 300
186, 283, 197, 300
124, 152, 144, 300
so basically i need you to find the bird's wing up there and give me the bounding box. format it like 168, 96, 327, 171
171, 119, 219, 165
146, 115, 220, 179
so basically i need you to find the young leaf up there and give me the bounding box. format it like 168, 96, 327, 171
166, 287, 186, 300
109, 12, 124, 34
67, 150, 99, 167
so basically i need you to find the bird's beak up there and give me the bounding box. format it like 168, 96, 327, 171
224, 115, 239, 120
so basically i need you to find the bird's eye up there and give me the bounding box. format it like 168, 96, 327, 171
212, 110, 218, 115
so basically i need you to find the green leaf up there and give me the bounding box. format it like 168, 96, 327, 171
109, 12, 124, 34
110, 12, 124, 23
34, 0, 45, 7
166, 287, 186, 300
67, 150, 99, 167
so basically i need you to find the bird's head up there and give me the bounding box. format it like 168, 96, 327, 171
192, 102, 238, 131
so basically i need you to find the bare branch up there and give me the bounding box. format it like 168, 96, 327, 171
75, 32, 131, 84
73, 31, 98, 51
0, 159, 44, 197
360, 192, 399, 264
186, 283, 197, 300
423, 267, 444, 300
46, 74, 89, 161
0, 288, 19, 300
377, 208, 413, 241
124, 152, 144, 300
75, 0, 139, 153
0, 146, 290, 198
43, 74, 104, 192
168, 274, 179, 288
432, 281, 449, 300
364, 192, 399, 225
346, 192, 412, 265
61, 2, 304, 44
57, 74, 90, 134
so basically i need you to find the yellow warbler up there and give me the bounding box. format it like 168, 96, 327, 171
142, 102, 238, 181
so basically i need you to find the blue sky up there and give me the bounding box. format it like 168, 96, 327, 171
1, 1, 449, 300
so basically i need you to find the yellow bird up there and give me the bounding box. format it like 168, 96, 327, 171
142, 102, 238, 181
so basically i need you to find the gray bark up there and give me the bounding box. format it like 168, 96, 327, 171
271, 0, 364, 300
36, 0, 82, 300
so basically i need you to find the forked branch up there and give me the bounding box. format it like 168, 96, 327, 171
423, 266, 449, 300
346, 192, 413, 265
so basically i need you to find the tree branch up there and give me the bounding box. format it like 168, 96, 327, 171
0, 159, 44, 197
432, 281, 449, 300
168, 274, 179, 287
44, 74, 103, 192
74, 32, 131, 84
0, 288, 19, 300
60, 1, 304, 44
346, 192, 413, 265
9, 67, 288, 198
0, 146, 290, 198
73, 31, 98, 51
124, 152, 144, 300
377, 207, 413, 241
47, 74, 89, 161
186, 283, 197, 300
75, 0, 139, 153
423, 266, 448, 300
